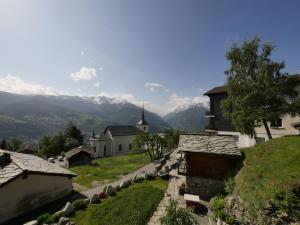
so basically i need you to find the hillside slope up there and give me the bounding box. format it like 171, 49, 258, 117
227, 136, 300, 224
163, 103, 208, 132
0, 92, 171, 140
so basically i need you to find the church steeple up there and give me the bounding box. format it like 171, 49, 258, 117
137, 104, 149, 132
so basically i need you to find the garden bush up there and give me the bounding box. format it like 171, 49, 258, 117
72, 199, 88, 210
160, 199, 197, 225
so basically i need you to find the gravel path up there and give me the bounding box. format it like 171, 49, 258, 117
80, 161, 159, 198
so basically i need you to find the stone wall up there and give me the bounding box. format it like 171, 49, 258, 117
186, 176, 224, 199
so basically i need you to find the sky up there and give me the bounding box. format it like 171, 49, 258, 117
0, 0, 300, 115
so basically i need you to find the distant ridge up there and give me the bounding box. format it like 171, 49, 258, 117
0, 91, 171, 140
163, 103, 208, 132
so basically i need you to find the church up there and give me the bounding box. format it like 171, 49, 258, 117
90, 107, 149, 158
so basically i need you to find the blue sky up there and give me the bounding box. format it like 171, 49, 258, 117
0, 0, 299, 115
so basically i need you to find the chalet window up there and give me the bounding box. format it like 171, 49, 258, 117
93, 146, 96, 152
270, 118, 283, 128
255, 137, 265, 144
129, 143, 132, 150
144, 126, 146, 130
118, 144, 122, 151
104, 145, 106, 151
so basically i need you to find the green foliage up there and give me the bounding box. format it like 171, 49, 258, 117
70, 153, 150, 187
38, 133, 66, 157
270, 188, 300, 217
0, 139, 7, 149
7, 138, 22, 152
133, 132, 166, 160
37, 212, 61, 224
164, 129, 181, 151
64, 121, 83, 145
235, 136, 300, 220
224, 177, 235, 194
65, 137, 81, 151
160, 199, 197, 225
221, 37, 300, 138
70, 179, 168, 225
72, 199, 88, 210
212, 196, 236, 225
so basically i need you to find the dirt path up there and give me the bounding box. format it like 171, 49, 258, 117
80, 161, 159, 198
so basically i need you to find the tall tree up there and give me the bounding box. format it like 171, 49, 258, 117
133, 132, 166, 161
7, 138, 22, 152
221, 37, 300, 139
0, 139, 7, 150
64, 121, 84, 144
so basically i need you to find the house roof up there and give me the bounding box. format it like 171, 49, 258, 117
204, 74, 300, 96
104, 125, 138, 137
0, 149, 76, 187
204, 85, 227, 96
177, 134, 242, 157
65, 147, 92, 159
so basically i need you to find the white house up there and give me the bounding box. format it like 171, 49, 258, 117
90, 107, 149, 157
204, 74, 300, 148
0, 150, 76, 224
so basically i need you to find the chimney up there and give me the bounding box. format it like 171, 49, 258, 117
0, 152, 11, 168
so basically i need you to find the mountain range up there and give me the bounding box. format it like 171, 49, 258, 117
163, 103, 208, 132
0, 91, 208, 140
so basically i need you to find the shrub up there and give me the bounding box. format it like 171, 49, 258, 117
99, 192, 108, 199
72, 199, 88, 210
224, 177, 235, 194
135, 177, 144, 183
37, 213, 51, 224
179, 183, 185, 195
160, 199, 197, 225
211, 196, 237, 224
37, 212, 61, 224
270, 188, 300, 217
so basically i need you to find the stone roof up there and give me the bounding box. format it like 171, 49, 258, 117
105, 125, 138, 137
65, 147, 93, 159
204, 74, 300, 96
0, 149, 76, 187
204, 85, 227, 96
177, 134, 242, 157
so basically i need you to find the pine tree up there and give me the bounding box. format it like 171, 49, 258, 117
64, 121, 84, 144
221, 37, 300, 139
0, 139, 7, 149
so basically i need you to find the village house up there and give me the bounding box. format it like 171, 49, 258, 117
204, 74, 300, 148
0, 149, 76, 224
65, 147, 92, 167
90, 107, 149, 158
177, 134, 242, 199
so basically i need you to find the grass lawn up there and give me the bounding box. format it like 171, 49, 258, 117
70, 153, 150, 188
236, 136, 300, 215
71, 178, 168, 225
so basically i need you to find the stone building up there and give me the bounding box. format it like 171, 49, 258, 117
204, 74, 300, 148
178, 134, 242, 199
0, 149, 76, 224
65, 147, 92, 167
90, 107, 149, 158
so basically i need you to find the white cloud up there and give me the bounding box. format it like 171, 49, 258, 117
93, 82, 100, 87
70, 67, 97, 82
145, 82, 164, 92
0, 75, 68, 96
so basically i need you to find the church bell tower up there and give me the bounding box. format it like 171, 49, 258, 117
137, 104, 149, 132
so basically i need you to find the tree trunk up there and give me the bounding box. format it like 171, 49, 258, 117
262, 118, 272, 139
